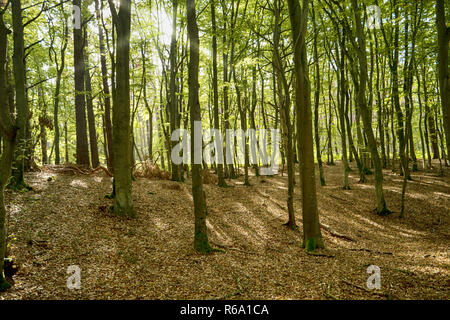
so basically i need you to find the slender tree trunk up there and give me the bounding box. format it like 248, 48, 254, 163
337, 29, 350, 189
84, 42, 100, 168
273, 0, 295, 227
250, 66, 260, 177
375, 34, 386, 168
9, 0, 30, 190
234, 72, 250, 186
64, 122, 69, 162
421, 65, 433, 167
187, 0, 211, 253
39, 85, 48, 165
417, 70, 427, 169
351, 0, 389, 216
141, 42, 153, 162
211, 0, 226, 187
222, 4, 236, 179
345, 87, 365, 182
287, 0, 324, 251
169, 0, 181, 181
312, 7, 325, 186
95, 0, 114, 171
326, 67, 334, 165
73, 0, 90, 166
51, 17, 68, 165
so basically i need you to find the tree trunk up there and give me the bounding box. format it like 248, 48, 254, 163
109, 0, 135, 218
351, 0, 389, 216
51, 15, 68, 165
234, 72, 250, 186
84, 41, 100, 168
211, 1, 226, 186
375, 34, 386, 168
95, 0, 114, 171
436, 0, 450, 157
273, 0, 295, 227
64, 122, 69, 162
187, 0, 211, 253
312, 7, 325, 186
10, 0, 30, 191
222, 4, 236, 179
0, 11, 15, 291
337, 29, 350, 190
287, 0, 324, 251
73, 0, 90, 166
169, 0, 181, 181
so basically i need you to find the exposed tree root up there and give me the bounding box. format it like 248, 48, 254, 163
349, 248, 393, 255
306, 251, 335, 258
341, 279, 393, 299
91, 166, 113, 177
320, 222, 356, 242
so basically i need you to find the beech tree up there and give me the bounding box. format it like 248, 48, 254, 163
9, 0, 30, 191
436, 0, 449, 157
73, 0, 90, 166
187, 0, 211, 253
287, 0, 324, 251
108, 0, 135, 217
0, 6, 14, 291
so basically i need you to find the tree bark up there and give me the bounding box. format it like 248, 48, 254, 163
95, 0, 114, 171
436, 0, 450, 157
73, 0, 90, 166
109, 0, 135, 217
287, 0, 324, 251
0, 10, 15, 291
273, 0, 295, 227
187, 0, 211, 253
312, 7, 325, 186
351, 0, 389, 215
10, 0, 30, 190
211, 0, 226, 187
169, 0, 181, 181
84, 39, 100, 168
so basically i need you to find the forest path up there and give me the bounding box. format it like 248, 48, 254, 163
1, 161, 449, 299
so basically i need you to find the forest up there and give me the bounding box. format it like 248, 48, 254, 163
0, 0, 448, 300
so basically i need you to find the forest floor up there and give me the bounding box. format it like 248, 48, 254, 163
1, 161, 449, 300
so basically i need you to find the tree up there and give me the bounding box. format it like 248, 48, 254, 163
312, 7, 325, 186
0, 7, 15, 292
108, 0, 135, 218
169, 0, 181, 182
48, 4, 69, 165
436, 0, 449, 157
287, 0, 324, 251
73, 0, 90, 166
350, 0, 390, 215
187, 0, 211, 253
9, 0, 30, 191
84, 37, 100, 168
273, 0, 296, 227
94, 0, 114, 171
211, 0, 226, 187
335, 27, 351, 190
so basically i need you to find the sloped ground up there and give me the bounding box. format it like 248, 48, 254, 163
1, 161, 449, 300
